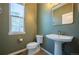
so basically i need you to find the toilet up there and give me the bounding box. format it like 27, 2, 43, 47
26, 35, 43, 55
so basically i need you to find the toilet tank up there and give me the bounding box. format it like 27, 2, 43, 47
36, 35, 43, 44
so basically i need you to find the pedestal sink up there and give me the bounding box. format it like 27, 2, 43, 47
46, 34, 73, 55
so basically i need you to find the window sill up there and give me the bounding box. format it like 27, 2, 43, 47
8, 32, 26, 35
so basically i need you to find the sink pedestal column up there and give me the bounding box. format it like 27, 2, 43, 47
54, 41, 62, 55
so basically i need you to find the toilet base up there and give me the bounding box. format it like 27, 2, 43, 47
28, 45, 40, 55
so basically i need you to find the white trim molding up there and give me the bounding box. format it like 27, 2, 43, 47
8, 48, 27, 55
8, 47, 53, 55
40, 47, 53, 55
8, 3, 25, 35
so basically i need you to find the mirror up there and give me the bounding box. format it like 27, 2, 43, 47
52, 3, 73, 25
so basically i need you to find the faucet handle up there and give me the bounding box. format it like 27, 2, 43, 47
58, 31, 61, 35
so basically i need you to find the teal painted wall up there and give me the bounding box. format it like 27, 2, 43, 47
0, 3, 37, 54
37, 4, 79, 54
37, 4, 55, 54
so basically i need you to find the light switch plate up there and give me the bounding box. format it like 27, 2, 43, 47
0, 8, 2, 14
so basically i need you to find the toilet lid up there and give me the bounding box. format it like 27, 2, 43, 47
27, 42, 39, 49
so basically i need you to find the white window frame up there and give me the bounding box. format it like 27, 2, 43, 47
8, 3, 25, 35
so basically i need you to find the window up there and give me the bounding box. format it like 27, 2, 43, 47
8, 3, 25, 35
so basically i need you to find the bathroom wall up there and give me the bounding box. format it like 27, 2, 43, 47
37, 3, 79, 54
0, 3, 37, 54
0, 4, 3, 54
37, 4, 55, 54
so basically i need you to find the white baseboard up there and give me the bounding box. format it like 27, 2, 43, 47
8, 47, 53, 55
8, 48, 27, 55
41, 47, 53, 55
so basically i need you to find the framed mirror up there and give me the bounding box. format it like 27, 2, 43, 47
52, 3, 73, 25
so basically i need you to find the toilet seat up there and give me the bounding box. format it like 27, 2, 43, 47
27, 42, 39, 49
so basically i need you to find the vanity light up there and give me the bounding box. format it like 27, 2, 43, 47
46, 3, 59, 10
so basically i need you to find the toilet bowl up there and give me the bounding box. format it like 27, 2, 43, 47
26, 35, 43, 55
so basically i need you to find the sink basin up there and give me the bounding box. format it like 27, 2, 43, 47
46, 34, 74, 55
46, 34, 73, 42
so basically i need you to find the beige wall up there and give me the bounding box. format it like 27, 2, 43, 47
0, 3, 37, 54
0, 3, 3, 54
25, 4, 37, 41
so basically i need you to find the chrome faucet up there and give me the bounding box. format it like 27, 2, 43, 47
58, 31, 61, 35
